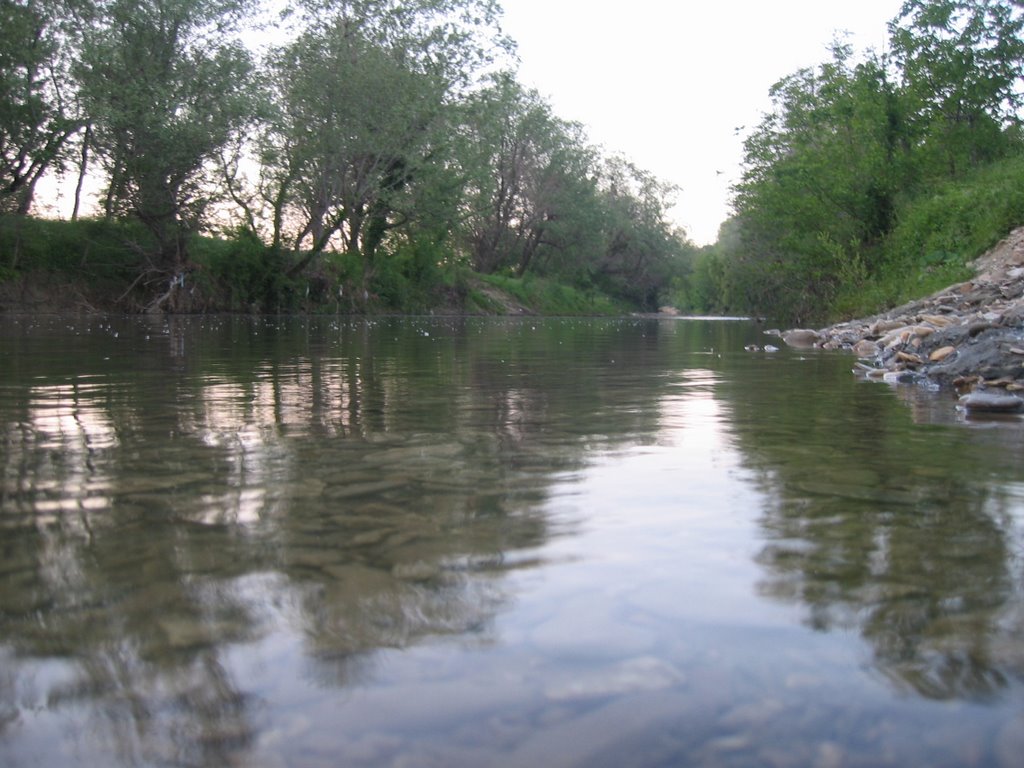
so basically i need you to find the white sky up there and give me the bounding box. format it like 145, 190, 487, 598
500, 0, 906, 245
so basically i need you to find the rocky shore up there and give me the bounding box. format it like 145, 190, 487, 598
779, 226, 1024, 414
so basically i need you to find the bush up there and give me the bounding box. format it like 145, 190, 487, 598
194, 229, 297, 312
0, 215, 150, 276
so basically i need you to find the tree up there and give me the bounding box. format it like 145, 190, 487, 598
889, 0, 1024, 178
731, 43, 907, 321
76, 0, 255, 297
0, 0, 80, 215
259, 20, 450, 288
251, 1, 510, 295
459, 74, 600, 278
592, 155, 689, 309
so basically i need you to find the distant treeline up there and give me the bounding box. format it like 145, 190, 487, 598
674, 0, 1024, 324
1, 0, 693, 313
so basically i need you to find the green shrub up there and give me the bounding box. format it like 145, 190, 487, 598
0, 215, 150, 276
194, 229, 297, 312
829, 154, 1024, 320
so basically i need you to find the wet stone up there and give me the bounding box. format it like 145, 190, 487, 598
958, 391, 1024, 413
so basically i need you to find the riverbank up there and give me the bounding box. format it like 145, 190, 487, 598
780, 226, 1024, 411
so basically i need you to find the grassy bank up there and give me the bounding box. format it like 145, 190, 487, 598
0, 216, 626, 316
832, 154, 1024, 319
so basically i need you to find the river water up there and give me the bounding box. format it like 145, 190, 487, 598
1, 315, 1023, 767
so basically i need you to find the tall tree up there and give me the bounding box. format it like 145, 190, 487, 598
459, 74, 599, 278
731, 43, 908, 322
76, 0, 255, 298
260, 21, 448, 282
0, 0, 80, 215
257, 0, 510, 291
889, 0, 1024, 178
592, 155, 688, 309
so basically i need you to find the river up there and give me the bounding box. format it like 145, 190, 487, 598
1, 315, 1023, 767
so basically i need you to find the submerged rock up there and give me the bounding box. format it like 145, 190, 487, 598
958, 390, 1024, 413
781, 329, 821, 348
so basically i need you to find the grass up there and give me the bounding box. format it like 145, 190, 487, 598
830, 154, 1024, 320
478, 273, 624, 315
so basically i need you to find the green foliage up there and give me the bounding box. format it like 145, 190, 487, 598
0, 0, 689, 314
480, 273, 624, 315
0, 0, 80, 214
723, 0, 1024, 324
886, 154, 1024, 267
890, 0, 1024, 179
0, 213, 150, 275
77, 0, 256, 272
193, 229, 298, 312
834, 152, 1024, 317
455, 77, 691, 311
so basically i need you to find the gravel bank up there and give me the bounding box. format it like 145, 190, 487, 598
780, 227, 1024, 413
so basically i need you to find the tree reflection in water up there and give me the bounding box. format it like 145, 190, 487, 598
725, 356, 1024, 701
4, 315, 1024, 766
0, 316, 671, 764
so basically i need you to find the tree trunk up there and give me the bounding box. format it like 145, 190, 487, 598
72, 125, 91, 221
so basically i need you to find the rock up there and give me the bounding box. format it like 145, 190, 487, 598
958, 390, 1024, 413
794, 225, 1024, 409
870, 318, 905, 335
852, 339, 879, 358
781, 329, 821, 348
880, 326, 915, 348
919, 314, 958, 328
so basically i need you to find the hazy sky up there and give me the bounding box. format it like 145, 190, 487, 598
500, 0, 906, 244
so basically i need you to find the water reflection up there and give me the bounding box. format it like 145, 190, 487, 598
2, 316, 1024, 765
724, 355, 1024, 701
2, 316, 687, 764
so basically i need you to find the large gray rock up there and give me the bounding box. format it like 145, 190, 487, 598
958, 390, 1024, 413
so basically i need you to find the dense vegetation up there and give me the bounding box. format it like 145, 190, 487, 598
0, 0, 693, 313
674, 0, 1024, 324
3, 0, 1023, 320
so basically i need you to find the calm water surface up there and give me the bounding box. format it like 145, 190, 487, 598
1, 316, 1023, 767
